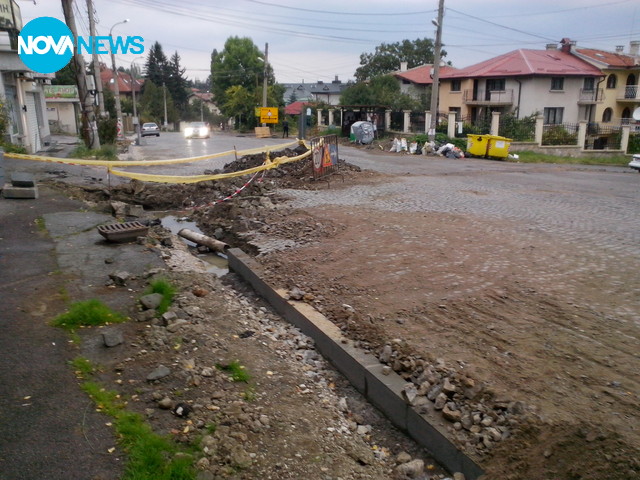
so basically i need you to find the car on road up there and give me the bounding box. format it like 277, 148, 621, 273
184, 121, 210, 139
629, 154, 640, 172
141, 122, 160, 137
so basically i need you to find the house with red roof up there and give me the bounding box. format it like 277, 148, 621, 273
100, 64, 142, 101
438, 41, 603, 126
392, 62, 458, 101
570, 40, 640, 131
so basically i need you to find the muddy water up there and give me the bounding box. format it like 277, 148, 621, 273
161, 215, 228, 276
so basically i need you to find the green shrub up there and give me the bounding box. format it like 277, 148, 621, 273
98, 118, 117, 145
70, 144, 118, 160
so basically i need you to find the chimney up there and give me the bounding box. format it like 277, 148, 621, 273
332, 75, 341, 84
560, 38, 575, 53
616, 45, 624, 53
630, 41, 640, 56
400, 61, 408, 72
546, 43, 557, 50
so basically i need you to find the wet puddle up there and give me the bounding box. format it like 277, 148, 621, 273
161, 215, 229, 276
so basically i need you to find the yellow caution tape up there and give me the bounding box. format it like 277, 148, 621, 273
4, 139, 303, 167
108, 149, 312, 184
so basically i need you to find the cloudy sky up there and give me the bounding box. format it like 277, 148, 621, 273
17, 0, 640, 85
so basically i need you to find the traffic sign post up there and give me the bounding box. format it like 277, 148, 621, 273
260, 107, 278, 124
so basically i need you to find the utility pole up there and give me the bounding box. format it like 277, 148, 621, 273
109, 19, 129, 140
428, 0, 444, 143
162, 82, 168, 128
61, 0, 100, 148
262, 42, 268, 127
86, 0, 104, 116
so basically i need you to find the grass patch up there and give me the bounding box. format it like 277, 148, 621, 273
74, 361, 197, 480
34, 216, 47, 232
70, 144, 118, 160
508, 150, 631, 166
70, 356, 97, 377
217, 360, 251, 383
51, 299, 127, 331
144, 278, 176, 315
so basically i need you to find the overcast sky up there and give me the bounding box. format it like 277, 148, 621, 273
17, 0, 640, 86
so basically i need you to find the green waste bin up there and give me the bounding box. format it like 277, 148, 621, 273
466, 134, 512, 159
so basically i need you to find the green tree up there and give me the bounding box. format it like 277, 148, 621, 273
139, 80, 177, 125
210, 37, 273, 111
167, 51, 189, 115
144, 41, 168, 88
354, 38, 446, 82
52, 63, 76, 85
340, 75, 418, 110
222, 85, 255, 129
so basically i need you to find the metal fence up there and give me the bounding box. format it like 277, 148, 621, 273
585, 124, 622, 150
498, 115, 536, 141
541, 123, 579, 146
310, 134, 339, 181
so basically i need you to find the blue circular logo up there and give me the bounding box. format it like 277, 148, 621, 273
18, 17, 74, 74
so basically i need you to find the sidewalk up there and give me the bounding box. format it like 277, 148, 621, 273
0, 184, 126, 479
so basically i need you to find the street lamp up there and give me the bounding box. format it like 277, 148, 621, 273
109, 18, 129, 140
131, 56, 144, 145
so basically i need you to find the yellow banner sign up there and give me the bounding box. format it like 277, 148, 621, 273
260, 107, 278, 124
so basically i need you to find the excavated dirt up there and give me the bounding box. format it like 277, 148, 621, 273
51, 147, 640, 480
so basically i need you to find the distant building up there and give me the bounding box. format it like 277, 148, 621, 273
188, 88, 219, 115
44, 85, 80, 135
100, 64, 142, 101
392, 62, 458, 101
570, 39, 640, 132
438, 43, 603, 125
282, 76, 348, 106
0, 1, 53, 153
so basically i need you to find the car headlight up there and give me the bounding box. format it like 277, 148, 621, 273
184, 128, 193, 136
201, 127, 209, 136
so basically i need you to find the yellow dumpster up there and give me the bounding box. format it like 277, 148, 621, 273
487, 135, 512, 159
466, 134, 512, 159
466, 134, 489, 157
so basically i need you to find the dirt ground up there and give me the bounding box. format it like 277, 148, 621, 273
53, 145, 640, 479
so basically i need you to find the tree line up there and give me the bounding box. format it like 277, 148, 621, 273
52, 34, 441, 143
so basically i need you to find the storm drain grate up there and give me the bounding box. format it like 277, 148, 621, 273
97, 221, 149, 242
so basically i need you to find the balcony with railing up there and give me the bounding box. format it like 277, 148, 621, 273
617, 85, 640, 102
578, 88, 604, 104
462, 89, 515, 105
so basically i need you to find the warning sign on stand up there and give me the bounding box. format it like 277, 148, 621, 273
260, 107, 278, 124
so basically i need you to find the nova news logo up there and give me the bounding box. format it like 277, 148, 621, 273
18, 17, 144, 74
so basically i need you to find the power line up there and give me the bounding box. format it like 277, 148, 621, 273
242, 0, 436, 17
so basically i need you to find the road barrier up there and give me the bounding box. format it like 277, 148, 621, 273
5, 139, 310, 184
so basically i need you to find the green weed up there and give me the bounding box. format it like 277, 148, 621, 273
144, 278, 176, 315
217, 360, 251, 383
51, 299, 126, 331
79, 378, 197, 479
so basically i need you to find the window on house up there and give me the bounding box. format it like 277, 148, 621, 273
583, 78, 595, 90
486, 78, 505, 91
550, 77, 564, 91
451, 79, 461, 92
602, 108, 613, 123
606, 74, 617, 89
544, 107, 564, 124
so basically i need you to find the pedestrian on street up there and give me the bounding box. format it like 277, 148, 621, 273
282, 119, 289, 138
